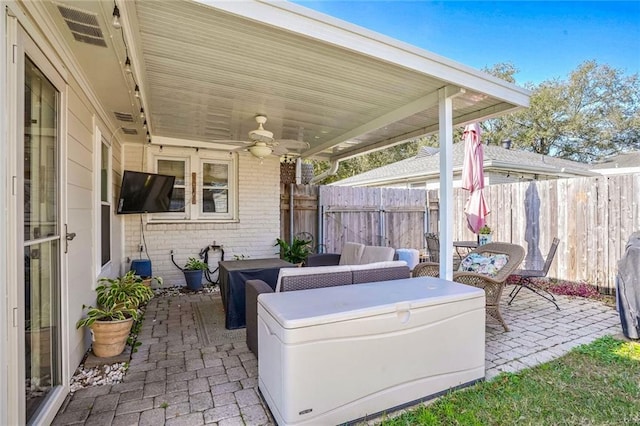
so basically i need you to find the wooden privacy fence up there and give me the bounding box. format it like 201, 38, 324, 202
280, 185, 427, 254
429, 173, 640, 293
281, 173, 639, 293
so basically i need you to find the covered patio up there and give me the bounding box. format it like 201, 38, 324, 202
52, 287, 620, 425
1, 1, 532, 424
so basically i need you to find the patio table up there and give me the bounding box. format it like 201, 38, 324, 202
454, 240, 478, 258
218, 258, 295, 329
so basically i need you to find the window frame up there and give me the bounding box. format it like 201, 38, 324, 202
149, 146, 238, 222
94, 127, 112, 273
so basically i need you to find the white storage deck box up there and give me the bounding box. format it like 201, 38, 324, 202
257, 276, 485, 425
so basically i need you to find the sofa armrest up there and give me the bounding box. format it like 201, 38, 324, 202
246, 279, 274, 357
305, 253, 341, 266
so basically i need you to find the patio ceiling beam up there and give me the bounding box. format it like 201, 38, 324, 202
327, 100, 521, 162
302, 86, 463, 158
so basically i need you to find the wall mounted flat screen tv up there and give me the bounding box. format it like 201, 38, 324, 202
117, 170, 176, 214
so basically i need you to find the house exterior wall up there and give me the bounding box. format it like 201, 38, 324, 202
66, 80, 126, 369
121, 145, 281, 286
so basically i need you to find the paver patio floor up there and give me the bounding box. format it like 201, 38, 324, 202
54, 284, 621, 425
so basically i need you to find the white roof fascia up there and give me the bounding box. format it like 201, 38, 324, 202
199, 0, 531, 107
488, 160, 598, 177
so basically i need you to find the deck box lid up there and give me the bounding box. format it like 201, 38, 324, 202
258, 277, 484, 329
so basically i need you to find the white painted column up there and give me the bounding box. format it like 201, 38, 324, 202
437, 87, 459, 280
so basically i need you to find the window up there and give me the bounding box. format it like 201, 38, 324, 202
100, 137, 111, 266
202, 162, 229, 214
157, 159, 186, 213
151, 147, 237, 221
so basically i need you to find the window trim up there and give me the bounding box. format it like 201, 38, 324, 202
148, 146, 238, 222
94, 126, 112, 274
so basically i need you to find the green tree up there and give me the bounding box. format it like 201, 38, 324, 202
312, 136, 438, 184
498, 61, 640, 162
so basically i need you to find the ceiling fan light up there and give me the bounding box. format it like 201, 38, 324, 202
248, 143, 272, 159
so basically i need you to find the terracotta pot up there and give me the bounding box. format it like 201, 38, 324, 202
90, 317, 133, 358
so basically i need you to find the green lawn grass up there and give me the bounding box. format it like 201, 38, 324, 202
379, 336, 640, 425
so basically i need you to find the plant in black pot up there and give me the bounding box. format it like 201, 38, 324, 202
275, 236, 313, 266
183, 257, 208, 291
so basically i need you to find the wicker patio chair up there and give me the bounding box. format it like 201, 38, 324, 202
454, 243, 525, 331
414, 242, 525, 331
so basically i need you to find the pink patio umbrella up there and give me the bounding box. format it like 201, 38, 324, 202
461, 123, 489, 233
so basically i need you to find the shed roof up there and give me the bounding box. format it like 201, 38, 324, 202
333, 143, 596, 186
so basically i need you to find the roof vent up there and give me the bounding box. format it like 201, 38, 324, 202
57, 4, 107, 47
501, 139, 512, 150
121, 128, 138, 135
114, 112, 135, 122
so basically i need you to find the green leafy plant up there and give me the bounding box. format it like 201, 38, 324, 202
184, 257, 208, 271
75, 303, 138, 329
96, 270, 154, 310
275, 237, 313, 265
478, 225, 492, 235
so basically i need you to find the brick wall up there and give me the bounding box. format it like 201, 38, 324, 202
121, 144, 281, 286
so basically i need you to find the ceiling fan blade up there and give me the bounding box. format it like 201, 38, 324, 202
278, 139, 310, 149
271, 145, 291, 156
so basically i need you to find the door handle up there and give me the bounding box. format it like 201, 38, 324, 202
64, 224, 75, 253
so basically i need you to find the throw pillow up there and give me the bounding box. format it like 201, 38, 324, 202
458, 253, 509, 277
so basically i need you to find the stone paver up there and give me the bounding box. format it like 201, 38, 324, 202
54, 285, 621, 425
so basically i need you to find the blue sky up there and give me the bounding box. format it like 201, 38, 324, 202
292, 1, 640, 85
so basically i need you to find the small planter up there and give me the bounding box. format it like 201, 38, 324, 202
478, 234, 492, 245
184, 270, 204, 291
90, 317, 134, 358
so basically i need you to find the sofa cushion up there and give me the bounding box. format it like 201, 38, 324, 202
275, 265, 353, 292
338, 242, 365, 265
359, 246, 396, 264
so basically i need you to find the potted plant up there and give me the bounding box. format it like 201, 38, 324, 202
76, 302, 139, 358
96, 270, 155, 310
478, 225, 492, 245
183, 257, 208, 291
275, 236, 313, 266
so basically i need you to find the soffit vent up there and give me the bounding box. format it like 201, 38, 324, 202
114, 112, 135, 122
56, 4, 107, 48
121, 128, 138, 135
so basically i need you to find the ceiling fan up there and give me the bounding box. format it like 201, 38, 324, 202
232, 115, 309, 159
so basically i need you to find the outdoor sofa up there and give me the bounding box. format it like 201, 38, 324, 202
305, 242, 397, 266
245, 260, 410, 356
